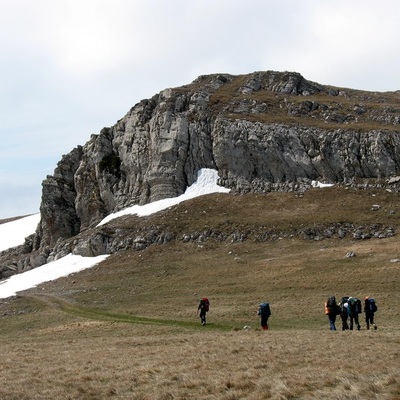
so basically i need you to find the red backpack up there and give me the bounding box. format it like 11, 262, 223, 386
201, 298, 210, 311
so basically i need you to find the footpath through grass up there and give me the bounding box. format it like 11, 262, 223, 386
59, 301, 235, 331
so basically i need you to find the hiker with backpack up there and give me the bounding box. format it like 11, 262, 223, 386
198, 298, 210, 326
257, 302, 271, 330
325, 295, 340, 330
364, 296, 378, 330
338, 296, 350, 330
347, 297, 362, 330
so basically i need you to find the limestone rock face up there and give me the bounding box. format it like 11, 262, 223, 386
38, 146, 83, 247
34, 71, 400, 249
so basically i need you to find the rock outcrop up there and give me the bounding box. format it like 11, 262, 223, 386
33, 71, 400, 250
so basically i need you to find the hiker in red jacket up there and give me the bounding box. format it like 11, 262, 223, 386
198, 298, 210, 326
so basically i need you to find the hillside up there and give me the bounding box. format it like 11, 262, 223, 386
5, 185, 399, 327
0, 70, 400, 398
28, 70, 400, 263
1, 71, 399, 276
0, 186, 399, 399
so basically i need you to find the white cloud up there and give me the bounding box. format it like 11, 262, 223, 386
270, 1, 400, 90
1, 0, 400, 218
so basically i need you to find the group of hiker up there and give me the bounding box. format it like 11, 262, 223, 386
198, 296, 378, 331
325, 295, 378, 331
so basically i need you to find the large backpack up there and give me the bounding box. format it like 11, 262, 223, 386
258, 302, 271, 316
326, 296, 339, 314
201, 298, 210, 312
354, 298, 362, 314
366, 298, 377, 313
348, 297, 362, 315
340, 296, 350, 315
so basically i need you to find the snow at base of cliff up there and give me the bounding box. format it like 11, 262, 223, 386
98, 168, 230, 226
0, 168, 229, 299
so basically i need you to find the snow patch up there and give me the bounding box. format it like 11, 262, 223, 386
0, 213, 41, 252
0, 254, 109, 299
311, 180, 334, 188
98, 168, 230, 226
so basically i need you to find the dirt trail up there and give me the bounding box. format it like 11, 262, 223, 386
22, 293, 230, 330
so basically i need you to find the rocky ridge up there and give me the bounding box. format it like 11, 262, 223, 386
1, 70, 400, 278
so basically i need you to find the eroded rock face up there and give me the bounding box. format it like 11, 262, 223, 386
38, 146, 83, 247
34, 71, 400, 249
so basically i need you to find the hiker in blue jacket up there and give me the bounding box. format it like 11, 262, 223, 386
364, 296, 378, 330
258, 302, 271, 330
347, 297, 361, 330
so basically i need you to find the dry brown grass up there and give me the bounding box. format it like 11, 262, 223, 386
107, 186, 400, 243
0, 187, 399, 399
0, 322, 399, 399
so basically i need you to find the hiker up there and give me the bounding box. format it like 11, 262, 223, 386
364, 296, 378, 330
324, 296, 340, 330
347, 297, 361, 330
198, 298, 210, 326
338, 296, 350, 330
258, 302, 271, 330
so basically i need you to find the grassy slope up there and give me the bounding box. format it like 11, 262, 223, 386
0, 187, 399, 399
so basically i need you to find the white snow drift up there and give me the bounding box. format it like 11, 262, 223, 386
98, 168, 230, 226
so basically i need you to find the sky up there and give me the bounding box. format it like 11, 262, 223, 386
1, 0, 400, 219
0, 168, 229, 298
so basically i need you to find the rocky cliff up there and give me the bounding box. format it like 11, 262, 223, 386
36, 71, 400, 249
2, 70, 400, 276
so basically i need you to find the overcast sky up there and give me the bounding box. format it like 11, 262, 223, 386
1, 0, 399, 219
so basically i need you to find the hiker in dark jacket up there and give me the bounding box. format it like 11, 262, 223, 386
339, 296, 350, 330
258, 302, 271, 330
324, 296, 339, 331
198, 298, 209, 326
364, 296, 378, 330
347, 297, 361, 330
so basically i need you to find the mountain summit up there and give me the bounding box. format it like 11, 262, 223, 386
2, 70, 400, 275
